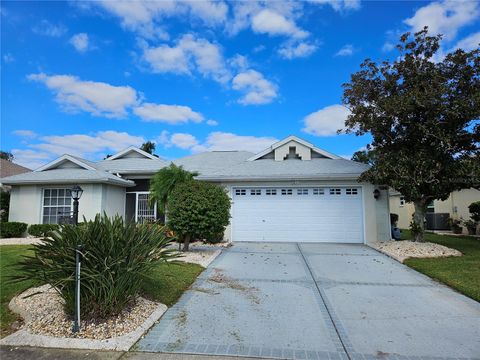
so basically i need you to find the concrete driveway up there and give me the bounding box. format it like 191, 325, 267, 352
136, 242, 480, 359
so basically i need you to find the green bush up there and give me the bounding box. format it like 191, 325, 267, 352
0, 189, 10, 222
468, 201, 480, 222
168, 181, 231, 251
15, 213, 177, 319
28, 224, 59, 237
0, 222, 27, 238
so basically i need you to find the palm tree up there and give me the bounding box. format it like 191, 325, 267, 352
140, 141, 156, 155
149, 163, 198, 214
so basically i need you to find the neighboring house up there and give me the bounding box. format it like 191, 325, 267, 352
1, 136, 391, 244
0, 159, 31, 189
390, 189, 480, 232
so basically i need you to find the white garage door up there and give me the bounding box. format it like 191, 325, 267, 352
232, 187, 364, 243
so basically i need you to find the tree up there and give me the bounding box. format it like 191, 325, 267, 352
0, 151, 14, 162
149, 163, 198, 214
342, 27, 480, 242
351, 148, 376, 166
140, 141, 156, 155
167, 181, 231, 251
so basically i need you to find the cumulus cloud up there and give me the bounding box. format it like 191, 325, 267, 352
11, 149, 51, 170
335, 44, 355, 56
92, 0, 228, 39
69, 33, 90, 53
133, 103, 204, 124
308, 0, 361, 12
142, 34, 231, 83
278, 40, 318, 59
251, 9, 308, 39
453, 31, 480, 52
160, 131, 278, 154
27, 73, 138, 118
404, 0, 479, 41
32, 20, 67, 37
206, 119, 219, 126
302, 104, 350, 136
232, 70, 278, 105
13, 130, 38, 138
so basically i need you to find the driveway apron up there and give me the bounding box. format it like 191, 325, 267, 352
136, 242, 480, 360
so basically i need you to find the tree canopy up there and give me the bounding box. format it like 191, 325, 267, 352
140, 141, 156, 155
0, 151, 14, 162
342, 27, 480, 241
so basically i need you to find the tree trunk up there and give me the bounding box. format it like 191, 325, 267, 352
412, 200, 427, 242
182, 234, 191, 252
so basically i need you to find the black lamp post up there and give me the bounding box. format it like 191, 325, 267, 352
70, 185, 83, 333
70, 185, 83, 225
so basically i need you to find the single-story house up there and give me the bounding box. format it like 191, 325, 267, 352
1, 136, 391, 244
390, 189, 480, 232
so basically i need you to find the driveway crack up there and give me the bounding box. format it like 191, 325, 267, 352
296, 243, 352, 360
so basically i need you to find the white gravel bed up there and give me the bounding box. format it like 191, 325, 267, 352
176, 249, 222, 267
7, 285, 161, 340
0, 237, 43, 245
370, 240, 462, 263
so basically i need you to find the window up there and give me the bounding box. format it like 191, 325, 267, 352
313, 188, 325, 195
235, 189, 246, 196
297, 188, 309, 195
330, 188, 342, 195
399, 196, 406, 207
250, 189, 261, 196
281, 188, 293, 195
346, 188, 358, 195
266, 189, 277, 195
42, 188, 72, 224
427, 200, 435, 213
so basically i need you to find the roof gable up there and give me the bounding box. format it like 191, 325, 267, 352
248, 135, 341, 161
106, 146, 158, 161
35, 155, 97, 172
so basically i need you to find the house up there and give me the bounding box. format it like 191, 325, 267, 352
389, 189, 480, 232
1, 136, 391, 244
0, 159, 31, 189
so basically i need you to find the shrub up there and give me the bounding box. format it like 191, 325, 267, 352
28, 224, 59, 237
0, 189, 10, 222
468, 201, 480, 222
0, 222, 27, 238
15, 213, 177, 319
168, 181, 231, 251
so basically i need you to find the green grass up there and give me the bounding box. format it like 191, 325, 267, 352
0, 245, 35, 338
401, 230, 480, 302
141, 261, 204, 306
0, 245, 203, 337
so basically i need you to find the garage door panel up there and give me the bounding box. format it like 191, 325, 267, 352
232, 187, 364, 243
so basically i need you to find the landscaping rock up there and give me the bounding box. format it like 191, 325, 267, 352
370, 240, 462, 263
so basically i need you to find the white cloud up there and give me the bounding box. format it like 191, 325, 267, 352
32, 20, 67, 37
251, 9, 308, 39
93, 0, 227, 39
302, 104, 350, 136
142, 34, 231, 83
161, 131, 278, 154
69, 33, 90, 53
27, 73, 138, 118
232, 70, 278, 105
133, 103, 204, 124
404, 0, 479, 41
335, 44, 355, 56
13, 130, 38, 138
11, 149, 51, 170
278, 40, 318, 59
3, 53, 14, 63
452, 31, 480, 52
206, 119, 219, 126
308, 0, 361, 12
382, 42, 395, 52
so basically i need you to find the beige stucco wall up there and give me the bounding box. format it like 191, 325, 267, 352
8, 183, 127, 225
218, 180, 390, 244
389, 188, 480, 232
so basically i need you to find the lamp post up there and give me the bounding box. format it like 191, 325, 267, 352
70, 185, 83, 333
70, 185, 83, 225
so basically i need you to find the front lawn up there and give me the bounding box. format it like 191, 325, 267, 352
0, 244, 203, 337
0, 245, 35, 338
401, 230, 480, 302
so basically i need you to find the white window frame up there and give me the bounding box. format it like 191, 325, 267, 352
399, 196, 406, 207
128, 191, 157, 223
41, 187, 73, 224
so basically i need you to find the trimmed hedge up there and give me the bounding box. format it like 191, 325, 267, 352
0, 222, 27, 238
28, 224, 59, 237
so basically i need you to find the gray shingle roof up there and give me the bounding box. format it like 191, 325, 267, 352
173, 151, 253, 176
195, 158, 370, 181
0, 169, 134, 187
96, 158, 168, 174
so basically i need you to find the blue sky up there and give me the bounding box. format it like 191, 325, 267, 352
2, 0, 479, 169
